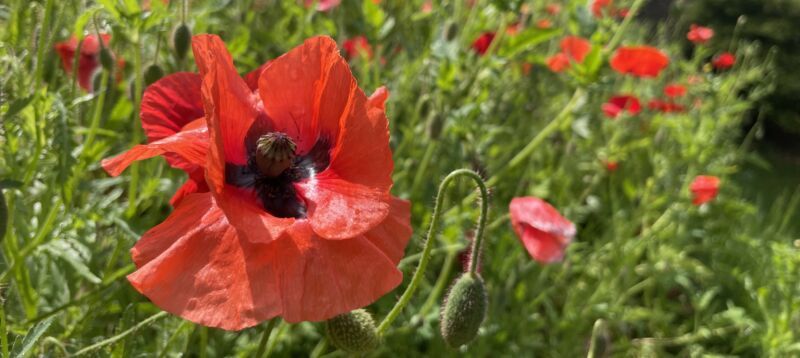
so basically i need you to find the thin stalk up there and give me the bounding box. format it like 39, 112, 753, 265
309, 337, 328, 358
73, 311, 168, 356
605, 0, 647, 52
410, 141, 437, 196
417, 250, 457, 317
0, 299, 8, 358
255, 319, 278, 358
377, 169, 490, 335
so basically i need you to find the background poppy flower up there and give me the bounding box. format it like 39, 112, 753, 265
54, 34, 119, 92
546, 3, 561, 15
304, 0, 341, 11
102, 35, 412, 330
712, 52, 736, 70
591, 0, 613, 18
342, 36, 373, 60
690, 175, 720, 205
687, 24, 714, 45
471, 32, 496, 56
560, 36, 591, 63
610, 46, 670, 78
547, 53, 570, 72
602, 95, 641, 118
664, 84, 687, 98
604, 160, 619, 171
510, 197, 576, 264
648, 99, 686, 113
536, 19, 552, 29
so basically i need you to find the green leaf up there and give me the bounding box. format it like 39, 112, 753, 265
43, 239, 102, 284
11, 317, 54, 358
501, 27, 561, 57
1, 96, 33, 122
72, 7, 101, 40
362, 0, 385, 32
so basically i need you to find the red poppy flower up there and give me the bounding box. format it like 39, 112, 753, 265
506, 22, 522, 36
536, 19, 553, 29
471, 32, 496, 56
54, 34, 121, 92
604, 160, 619, 172
648, 99, 686, 113
616, 8, 629, 18
510, 197, 576, 264
664, 84, 686, 98
304, 0, 341, 11
601, 95, 641, 119
610, 46, 669, 78
687, 24, 714, 45
690, 175, 720, 205
591, 0, 613, 18
546, 4, 561, 15
547, 53, 570, 73
342, 36, 373, 60
421, 0, 433, 13
102, 35, 412, 330
561, 36, 592, 63
712, 52, 736, 70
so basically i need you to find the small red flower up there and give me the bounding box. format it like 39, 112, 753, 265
561, 36, 592, 63
604, 160, 619, 171
712, 52, 736, 70
546, 3, 561, 15
591, 0, 613, 18
471, 32, 496, 56
547, 53, 570, 73
510, 197, 576, 264
664, 83, 686, 98
421, 0, 433, 13
616, 8, 630, 18
690, 175, 720, 205
304, 0, 341, 11
602, 95, 641, 119
54, 34, 120, 92
102, 35, 411, 330
687, 24, 714, 45
648, 99, 686, 113
506, 22, 522, 36
536, 19, 553, 29
610, 46, 669, 78
342, 36, 373, 60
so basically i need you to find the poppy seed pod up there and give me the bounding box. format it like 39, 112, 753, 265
440, 273, 488, 348
172, 23, 191, 60
325, 309, 380, 354
255, 132, 296, 177
144, 64, 165, 86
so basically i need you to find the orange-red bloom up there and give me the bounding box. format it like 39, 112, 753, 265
536, 19, 553, 29
304, 0, 340, 11
664, 83, 687, 98
546, 3, 561, 15
591, 0, 613, 17
712, 52, 736, 70
690, 175, 720, 205
547, 53, 570, 72
561, 36, 591, 63
648, 99, 686, 113
102, 35, 411, 330
687, 24, 714, 45
342, 36, 373, 60
471, 32, 496, 56
610, 46, 669, 78
604, 160, 619, 172
602, 95, 641, 118
54, 34, 121, 92
510, 197, 575, 264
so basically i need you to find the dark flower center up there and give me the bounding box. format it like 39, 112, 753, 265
226, 131, 331, 219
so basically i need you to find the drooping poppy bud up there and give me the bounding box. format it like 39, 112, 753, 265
255, 132, 296, 177
144, 64, 165, 86
325, 309, 380, 354
99, 45, 115, 72
172, 23, 192, 60
440, 273, 488, 348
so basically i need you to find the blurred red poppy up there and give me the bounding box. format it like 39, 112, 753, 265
506, 22, 522, 36
342, 36, 373, 60
54, 34, 122, 92
561, 36, 591, 63
616, 8, 629, 18
304, 0, 340, 11
690, 175, 720, 205
547, 53, 570, 73
712, 52, 736, 70
102, 35, 412, 330
610, 46, 669, 78
591, 0, 613, 17
546, 3, 561, 15
472, 32, 496, 56
648, 99, 686, 113
664, 84, 686, 98
421, 0, 433, 13
687, 24, 714, 45
602, 95, 641, 118
604, 160, 619, 172
536, 19, 553, 29
510, 197, 576, 264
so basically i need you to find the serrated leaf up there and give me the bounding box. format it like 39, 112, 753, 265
11, 317, 54, 358
2, 96, 33, 121
43, 239, 102, 284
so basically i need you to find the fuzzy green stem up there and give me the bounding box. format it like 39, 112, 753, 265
255, 319, 278, 358
73, 311, 168, 356
377, 169, 490, 336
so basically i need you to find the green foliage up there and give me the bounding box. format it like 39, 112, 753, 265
0, 0, 797, 356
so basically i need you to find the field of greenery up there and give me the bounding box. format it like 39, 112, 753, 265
1, 0, 799, 356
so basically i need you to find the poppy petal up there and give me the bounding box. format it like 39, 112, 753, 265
141, 72, 205, 142
101, 122, 208, 177
214, 185, 295, 243
128, 193, 282, 331
169, 169, 210, 207
362, 197, 412, 264
519, 225, 569, 263
273, 220, 402, 323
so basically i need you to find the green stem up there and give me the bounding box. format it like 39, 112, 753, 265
417, 250, 457, 317
73, 311, 168, 356
0, 298, 8, 358
376, 169, 490, 336
410, 141, 437, 196
605, 0, 647, 52
309, 337, 328, 358
255, 319, 278, 358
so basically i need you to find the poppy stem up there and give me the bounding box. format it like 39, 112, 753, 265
376, 169, 490, 336
255, 318, 278, 358
72, 311, 168, 356
605, 0, 646, 53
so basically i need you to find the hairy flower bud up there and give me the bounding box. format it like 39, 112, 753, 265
325, 309, 379, 354
173, 23, 192, 60
144, 64, 165, 86
440, 273, 488, 348
256, 132, 296, 177
99, 46, 115, 72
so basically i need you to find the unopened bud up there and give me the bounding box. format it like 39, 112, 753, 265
426, 113, 444, 140
144, 64, 165, 86
444, 21, 459, 42
325, 309, 379, 354
173, 23, 191, 60
255, 132, 296, 177
91, 70, 104, 93
99, 46, 115, 72
440, 273, 488, 348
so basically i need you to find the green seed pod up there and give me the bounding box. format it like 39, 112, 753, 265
325, 309, 379, 354
144, 64, 165, 86
426, 113, 444, 140
173, 23, 192, 60
440, 273, 488, 348
99, 46, 115, 72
